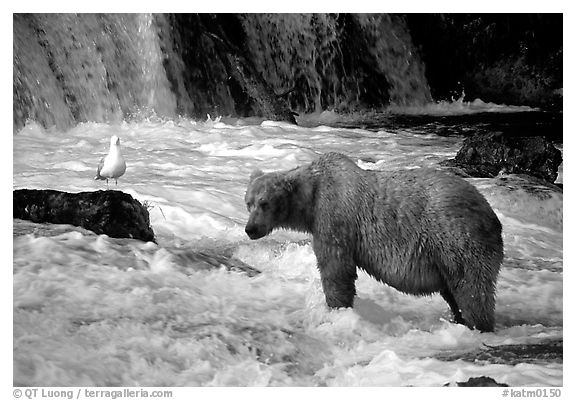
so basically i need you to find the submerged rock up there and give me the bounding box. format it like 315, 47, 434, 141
441, 133, 562, 183
13, 189, 155, 242
436, 338, 562, 366
445, 376, 509, 387
170, 247, 261, 277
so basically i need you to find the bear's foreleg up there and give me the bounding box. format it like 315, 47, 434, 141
321, 272, 357, 308
314, 241, 357, 308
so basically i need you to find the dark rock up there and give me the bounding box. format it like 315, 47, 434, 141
436, 339, 563, 366
441, 159, 501, 179
359, 156, 377, 163
441, 133, 562, 183
199, 20, 297, 125
13, 189, 155, 242
221, 50, 298, 124
445, 376, 509, 387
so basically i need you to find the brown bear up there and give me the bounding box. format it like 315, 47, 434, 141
244, 152, 503, 332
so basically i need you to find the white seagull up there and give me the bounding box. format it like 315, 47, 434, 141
95, 135, 126, 187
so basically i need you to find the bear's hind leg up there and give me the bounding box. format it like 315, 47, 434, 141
438, 270, 496, 332
440, 288, 466, 326
449, 284, 496, 332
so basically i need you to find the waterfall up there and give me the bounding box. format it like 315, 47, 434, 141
13, 13, 433, 131
134, 14, 177, 118
13, 14, 180, 131
241, 14, 432, 112
352, 14, 432, 106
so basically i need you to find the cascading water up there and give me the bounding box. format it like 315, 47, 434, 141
352, 14, 432, 106
13, 13, 433, 131
13, 14, 181, 131
241, 14, 342, 112
134, 14, 178, 118
220, 13, 432, 112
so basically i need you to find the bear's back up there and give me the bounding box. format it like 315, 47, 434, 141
308, 152, 377, 217
306, 153, 501, 251
373, 167, 501, 238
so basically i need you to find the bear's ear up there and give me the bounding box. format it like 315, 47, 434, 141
249, 169, 265, 182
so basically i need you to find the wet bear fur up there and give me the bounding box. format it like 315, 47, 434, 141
244, 152, 503, 332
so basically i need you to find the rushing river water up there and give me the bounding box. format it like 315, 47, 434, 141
12, 102, 563, 387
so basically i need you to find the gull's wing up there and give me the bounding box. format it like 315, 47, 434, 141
94, 156, 105, 180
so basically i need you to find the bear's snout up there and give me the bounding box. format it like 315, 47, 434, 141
245, 223, 266, 240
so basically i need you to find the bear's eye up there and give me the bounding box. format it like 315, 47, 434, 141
259, 200, 269, 210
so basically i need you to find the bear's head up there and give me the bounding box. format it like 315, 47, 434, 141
244, 169, 292, 240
